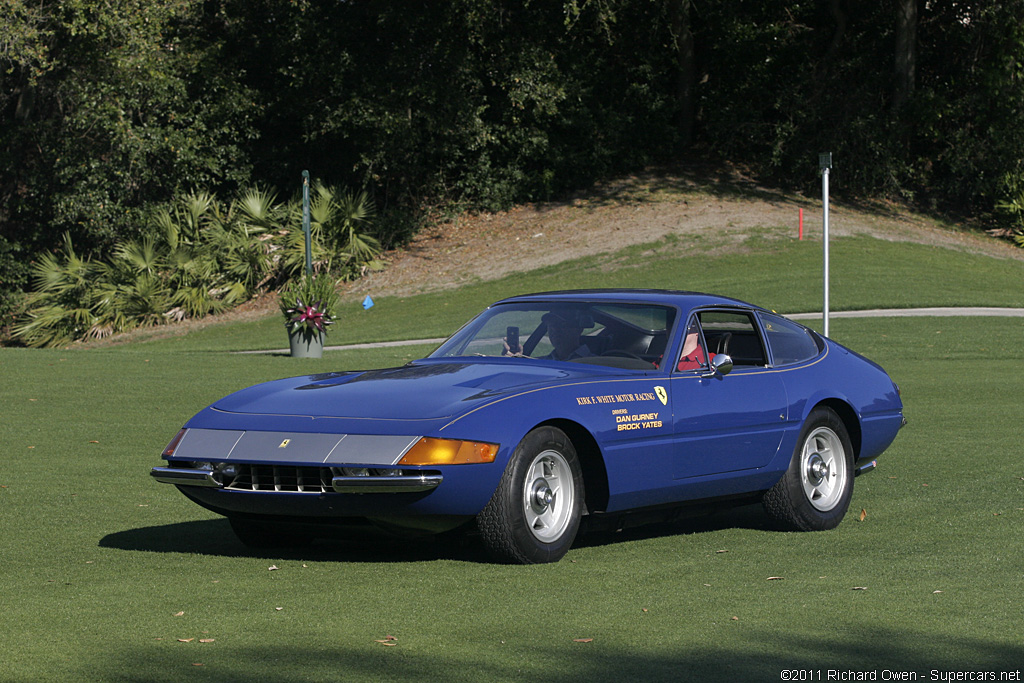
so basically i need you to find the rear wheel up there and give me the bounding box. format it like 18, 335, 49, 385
763, 407, 854, 531
477, 426, 584, 564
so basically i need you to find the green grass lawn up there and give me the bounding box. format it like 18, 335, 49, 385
2, 234, 1023, 681
127, 234, 1024, 353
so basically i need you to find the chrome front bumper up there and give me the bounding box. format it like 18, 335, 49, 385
151, 467, 442, 493
151, 467, 222, 487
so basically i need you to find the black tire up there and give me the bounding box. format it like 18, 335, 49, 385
477, 426, 584, 564
228, 517, 314, 549
763, 407, 854, 531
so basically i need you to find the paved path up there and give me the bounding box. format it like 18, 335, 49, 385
236, 336, 448, 355
786, 307, 1024, 320
241, 307, 1024, 354
322, 337, 449, 352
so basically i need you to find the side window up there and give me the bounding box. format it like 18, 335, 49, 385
760, 313, 821, 365
676, 316, 709, 372
697, 310, 768, 367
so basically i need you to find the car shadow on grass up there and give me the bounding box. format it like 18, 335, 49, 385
576, 501, 777, 549
100, 502, 779, 563
99, 518, 493, 563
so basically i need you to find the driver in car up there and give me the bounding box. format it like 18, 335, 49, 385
540, 309, 593, 361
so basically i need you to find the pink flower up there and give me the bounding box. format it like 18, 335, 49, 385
286, 298, 334, 333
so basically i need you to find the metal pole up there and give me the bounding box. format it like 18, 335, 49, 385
819, 153, 832, 337
823, 167, 830, 337
302, 170, 312, 276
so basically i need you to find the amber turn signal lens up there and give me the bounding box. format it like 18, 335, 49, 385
398, 437, 498, 466
162, 429, 188, 457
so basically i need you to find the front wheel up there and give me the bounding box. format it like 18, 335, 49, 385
763, 407, 854, 531
477, 426, 584, 564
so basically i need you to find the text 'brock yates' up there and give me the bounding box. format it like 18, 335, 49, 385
616, 411, 664, 431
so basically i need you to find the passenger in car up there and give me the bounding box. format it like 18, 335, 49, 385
677, 319, 714, 371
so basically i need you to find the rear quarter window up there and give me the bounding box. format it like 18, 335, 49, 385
760, 313, 822, 365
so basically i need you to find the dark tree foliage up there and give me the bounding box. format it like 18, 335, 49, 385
913, 2, 1024, 215
699, 1, 904, 192
3, 0, 1024, 323
1, 0, 259, 320
696, 0, 1024, 213
217, 0, 688, 212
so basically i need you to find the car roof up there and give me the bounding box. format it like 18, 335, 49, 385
495, 289, 766, 312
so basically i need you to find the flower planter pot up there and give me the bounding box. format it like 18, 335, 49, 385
288, 328, 324, 358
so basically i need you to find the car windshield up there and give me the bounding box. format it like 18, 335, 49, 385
429, 301, 677, 370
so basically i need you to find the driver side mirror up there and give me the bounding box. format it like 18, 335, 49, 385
702, 354, 733, 378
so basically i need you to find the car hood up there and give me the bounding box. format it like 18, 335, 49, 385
211, 360, 603, 421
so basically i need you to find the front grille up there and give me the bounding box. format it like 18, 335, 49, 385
226, 464, 333, 493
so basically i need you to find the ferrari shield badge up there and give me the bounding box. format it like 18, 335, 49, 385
654, 386, 668, 405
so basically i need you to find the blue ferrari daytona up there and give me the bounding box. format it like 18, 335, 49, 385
152, 289, 905, 563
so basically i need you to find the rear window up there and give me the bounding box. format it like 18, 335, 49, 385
760, 313, 821, 365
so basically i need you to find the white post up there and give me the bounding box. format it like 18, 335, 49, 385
819, 153, 832, 337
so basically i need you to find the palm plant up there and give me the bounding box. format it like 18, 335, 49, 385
91, 239, 175, 336
276, 216, 330, 278
176, 191, 216, 244
235, 187, 283, 233
156, 189, 274, 316
12, 234, 104, 347
90, 268, 172, 337
276, 183, 382, 279
996, 192, 1024, 246
331, 189, 383, 275
16, 233, 184, 346
13, 184, 380, 347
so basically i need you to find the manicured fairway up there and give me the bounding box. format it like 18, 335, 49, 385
128, 234, 1024, 353
2, 235, 1023, 681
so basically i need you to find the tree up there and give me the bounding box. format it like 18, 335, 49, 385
893, 0, 918, 111
7, 0, 1024, 339
670, 0, 697, 145
1, 0, 260, 319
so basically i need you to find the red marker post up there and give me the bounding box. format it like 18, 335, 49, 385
799, 208, 804, 240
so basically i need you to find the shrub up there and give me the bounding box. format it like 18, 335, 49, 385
11, 185, 381, 347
